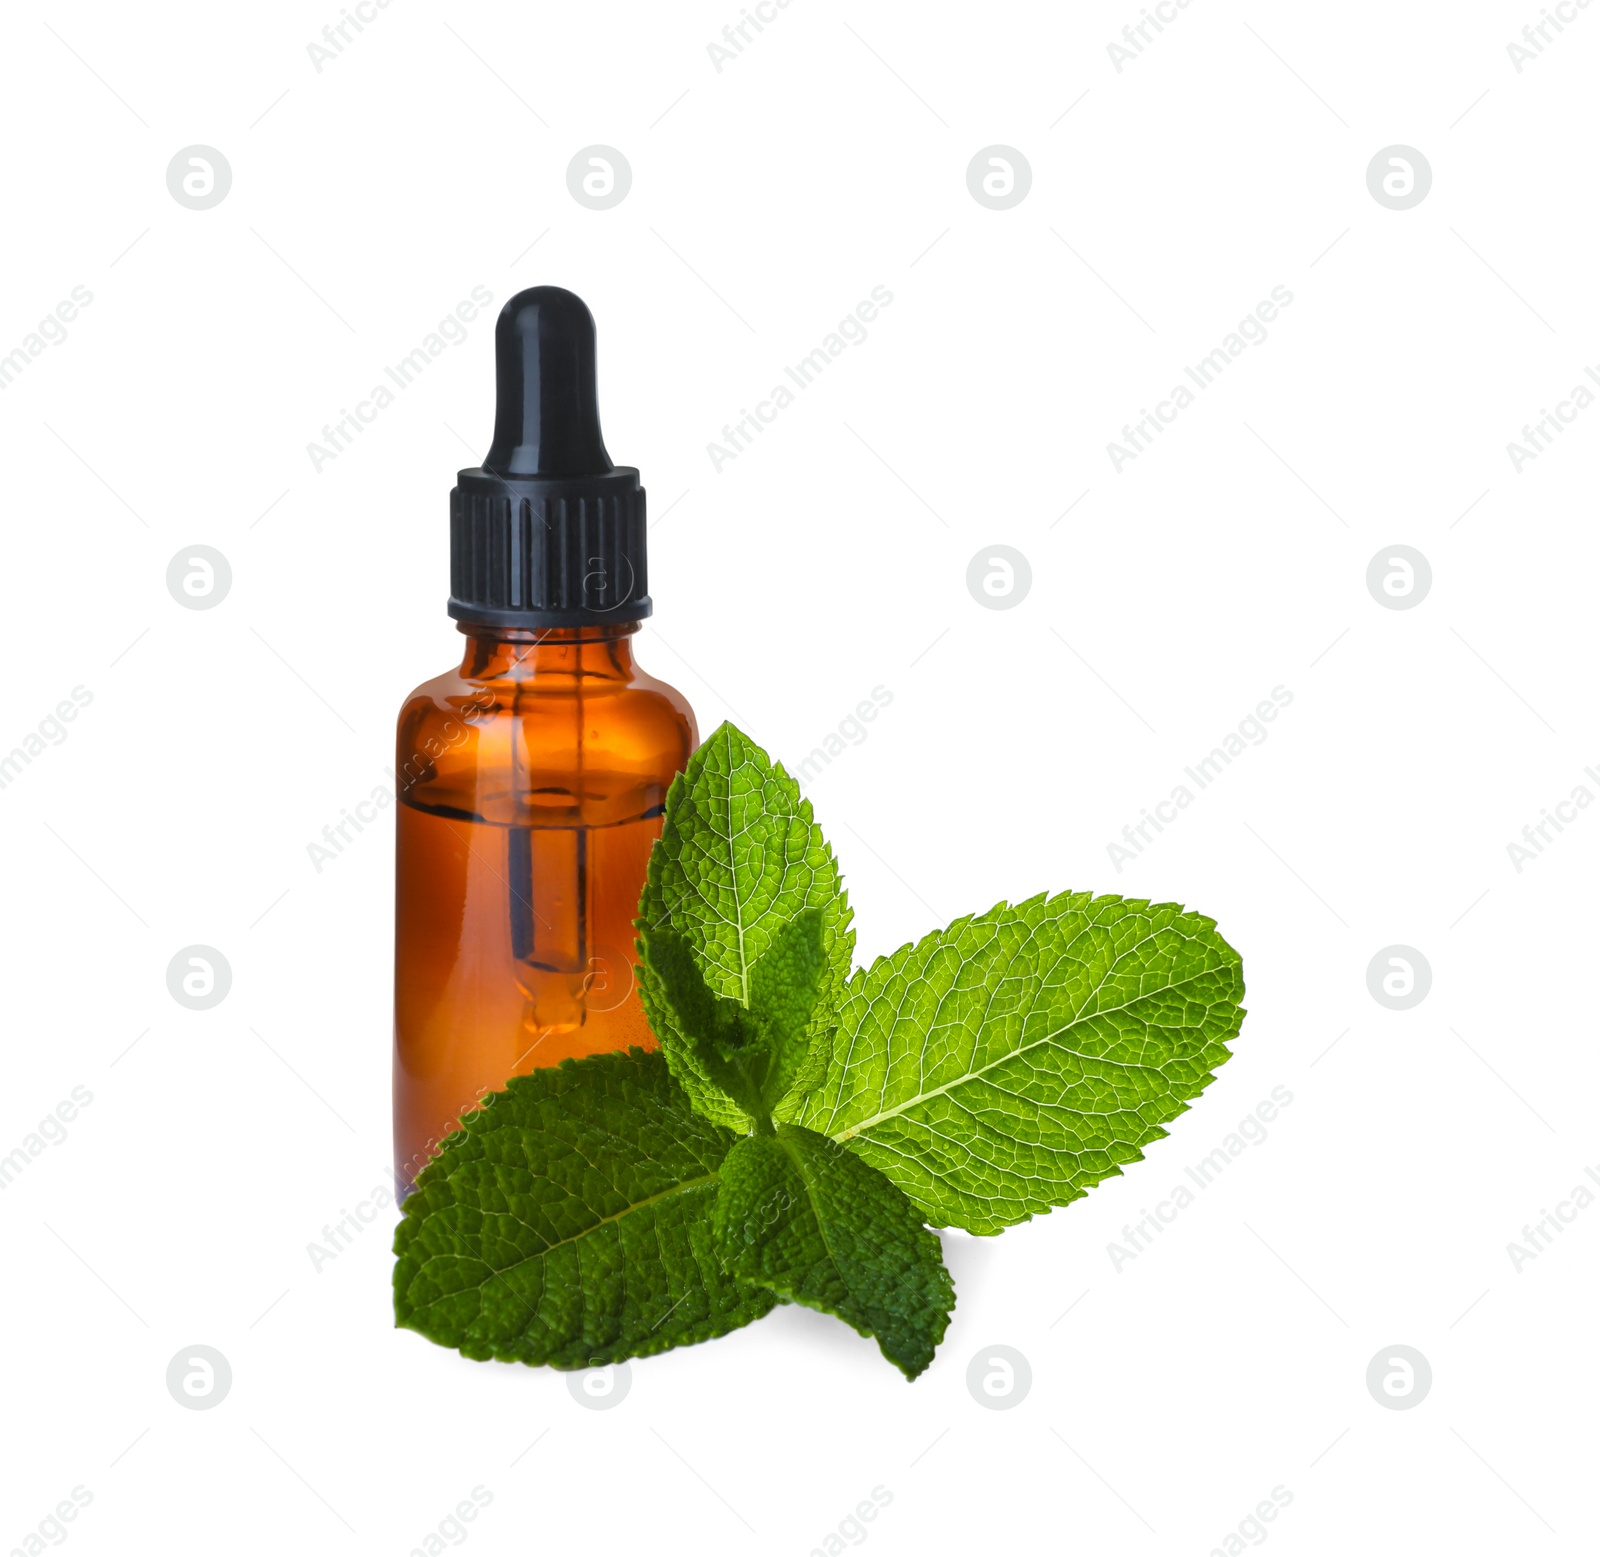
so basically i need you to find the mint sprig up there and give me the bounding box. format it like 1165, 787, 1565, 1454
395, 723, 1246, 1380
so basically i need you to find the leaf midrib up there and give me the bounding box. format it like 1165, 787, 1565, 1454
714, 725, 752, 1004
456, 1171, 721, 1280
826, 964, 1231, 1142
776, 1129, 846, 1279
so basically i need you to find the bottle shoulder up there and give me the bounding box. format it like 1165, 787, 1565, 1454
397, 663, 695, 742
396, 659, 697, 827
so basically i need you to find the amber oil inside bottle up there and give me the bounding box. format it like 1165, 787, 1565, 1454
392, 620, 695, 1195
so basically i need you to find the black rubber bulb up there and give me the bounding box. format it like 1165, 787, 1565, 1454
483, 286, 614, 479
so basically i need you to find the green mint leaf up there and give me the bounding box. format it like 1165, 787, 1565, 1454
796, 892, 1245, 1235
640, 908, 828, 1123
713, 1123, 954, 1380
745, 906, 830, 1105
393, 1048, 778, 1368
637, 723, 853, 1130
637, 922, 766, 1119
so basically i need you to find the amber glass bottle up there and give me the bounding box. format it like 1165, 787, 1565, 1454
393, 287, 692, 1196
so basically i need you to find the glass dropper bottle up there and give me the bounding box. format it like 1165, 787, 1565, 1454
392, 286, 696, 1198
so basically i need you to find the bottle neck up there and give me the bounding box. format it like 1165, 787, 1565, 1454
456, 620, 640, 681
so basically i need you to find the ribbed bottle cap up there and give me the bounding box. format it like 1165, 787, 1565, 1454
448, 287, 650, 629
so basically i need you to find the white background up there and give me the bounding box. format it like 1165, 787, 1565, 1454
1, 2, 1596, 1553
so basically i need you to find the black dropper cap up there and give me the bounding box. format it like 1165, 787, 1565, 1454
448, 287, 650, 629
